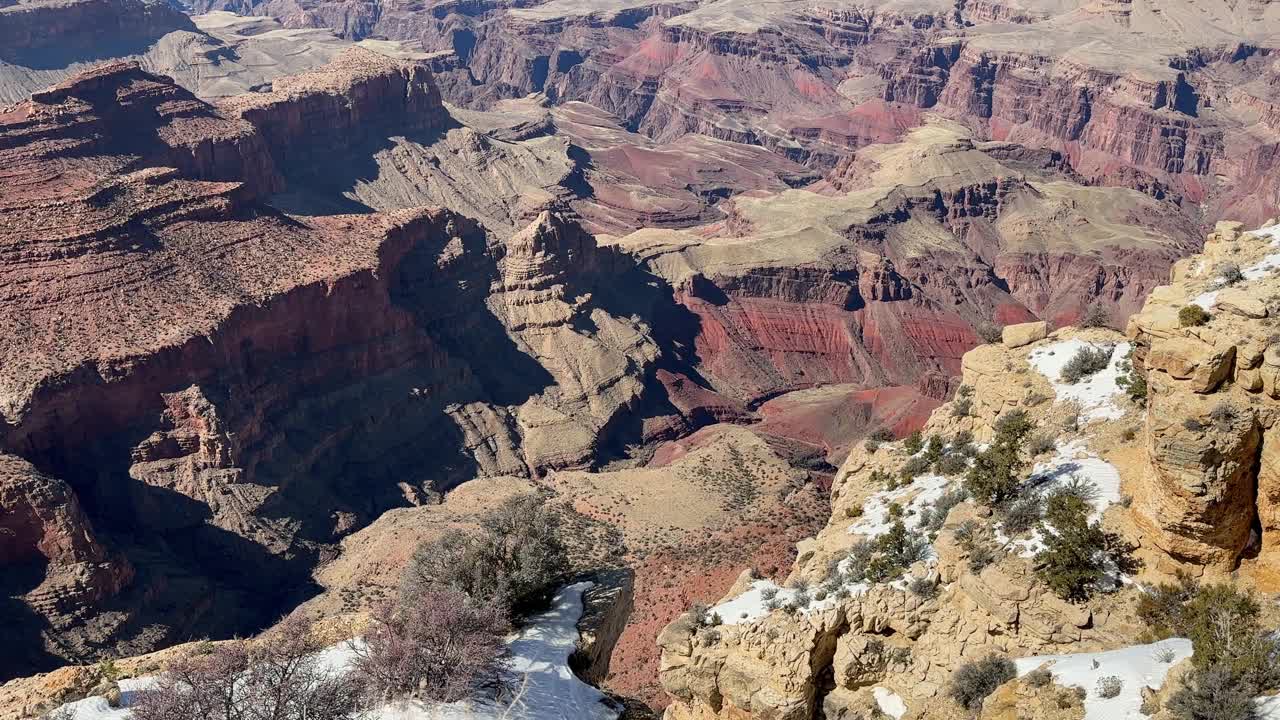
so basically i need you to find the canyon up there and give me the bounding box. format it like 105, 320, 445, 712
2, 0, 1280, 716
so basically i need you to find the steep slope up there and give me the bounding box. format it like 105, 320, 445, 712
0, 57, 670, 677
656, 219, 1280, 720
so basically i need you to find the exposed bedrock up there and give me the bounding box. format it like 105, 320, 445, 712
0, 58, 686, 676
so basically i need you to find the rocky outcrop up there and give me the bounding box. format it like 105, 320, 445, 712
0, 0, 191, 60
1127, 220, 1280, 577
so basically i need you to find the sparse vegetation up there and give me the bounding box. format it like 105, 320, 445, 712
1210, 402, 1237, 432
976, 322, 1005, 344
1095, 676, 1123, 699
950, 655, 1017, 710
909, 575, 939, 600
1001, 492, 1044, 536
131, 615, 363, 720
1024, 666, 1053, 688
918, 488, 968, 534
1168, 666, 1258, 720
1217, 262, 1245, 286
1028, 433, 1056, 457
1080, 303, 1110, 328
1060, 345, 1113, 384
865, 520, 932, 583
952, 385, 975, 417
354, 589, 510, 705
402, 493, 568, 617
904, 430, 924, 455
1116, 350, 1148, 406
1179, 305, 1210, 327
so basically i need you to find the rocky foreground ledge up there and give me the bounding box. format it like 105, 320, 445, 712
657, 220, 1280, 720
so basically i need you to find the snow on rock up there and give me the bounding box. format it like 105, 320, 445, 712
847, 472, 953, 538
1027, 340, 1132, 421
51, 583, 618, 720
996, 438, 1123, 557
873, 686, 907, 719
1194, 223, 1280, 309
1014, 639, 1192, 720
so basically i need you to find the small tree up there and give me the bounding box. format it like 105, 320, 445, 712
950, 655, 1016, 710
965, 410, 1034, 506
1080, 303, 1110, 328
403, 493, 568, 615
131, 616, 360, 720
1116, 351, 1148, 406
353, 588, 511, 705
1034, 491, 1138, 602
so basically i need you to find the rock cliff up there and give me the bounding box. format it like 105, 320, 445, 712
656, 219, 1280, 719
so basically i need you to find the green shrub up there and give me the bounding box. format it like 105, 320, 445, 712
1080, 303, 1110, 328
936, 453, 969, 476
950, 655, 1016, 710
1179, 305, 1210, 327
1217, 262, 1245, 286
865, 521, 932, 583
870, 428, 896, 442
904, 430, 924, 455
1001, 493, 1044, 536
965, 410, 1035, 506
1060, 346, 1112, 384
918, 489, 968, 533
1034, 491, 1138, 602
909, 575, 938, 600
1028, 433, 1056, 457
1116, 350, 1148, 406
901, 455, 932, 483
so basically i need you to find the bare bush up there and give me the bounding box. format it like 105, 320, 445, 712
403, 493, 568, 615
1080, 303, 1110, 328
1095, 676, 1123, 699
353, 588, 511, 705
131, 616, 360, 720
950, 655, 1016, 710
976, 322, 1004, 344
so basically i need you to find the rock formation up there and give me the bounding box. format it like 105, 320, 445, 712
656, 220, 1280, 719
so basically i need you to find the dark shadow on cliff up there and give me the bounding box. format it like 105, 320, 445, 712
1, 16, 199, 70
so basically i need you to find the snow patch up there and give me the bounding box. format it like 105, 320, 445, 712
847, 473, 953, 539
873, 686, 907, 719
1193, 223, 1280, 309
1014, 639, 1192, 720
51, 583, 618, 720
1027, 340, 1131, 421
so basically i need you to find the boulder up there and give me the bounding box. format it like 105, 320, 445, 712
1002, 321, 1049, 348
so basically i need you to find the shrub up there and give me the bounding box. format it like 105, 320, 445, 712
132, 615, 362, 720
792, 588, 811, 607
402, 493, 568, 615
968, 542, 997, 573
919, 489, 968, 533
1116, 351, 1148, 406
1218, 262, 1245, 286
1167, 667, 1259, 720
870, 468, 898, 490
1184, 417, 1206, 433
1210, 402, 1237, 432
1048, 474, 1098, 506
1179, 305, 1210, 327
1024, 666, 1053, 688
923, 434, 946, 466
954, 519, 980, 549
1095, 676, 1123, 699
976, 322, 1004, 344
354, 588, 510, 704
901, 455, 932, 483
865, 520, 932, 583
760, 586, 779, 601
965, 410, 1035, 506
1080, 303, 1110, 328
1060, 346, 1113, 384
870, 428, 896, 442
1001, 493, 1044, 536
936, 453, 969, 476
1028, 433, 1056, 457
864, 438, 881, 453
909, 576, 939, 600
1153, 645, 1178, 664
950, 655, 1017, 710
904, 430, 924, 455
1035, 491, 1139, 602
1181, 585, 1280, 691
1136, 572, 1199, 640
841, 539, 876, 583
